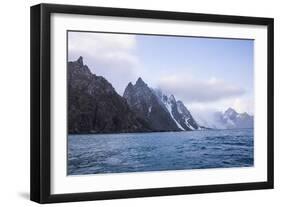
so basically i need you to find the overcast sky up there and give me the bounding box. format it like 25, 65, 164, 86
68, 31, 254, 115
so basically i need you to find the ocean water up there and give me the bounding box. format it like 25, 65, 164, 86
68, 129, 253, 175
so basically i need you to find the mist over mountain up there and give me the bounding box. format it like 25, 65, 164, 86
192, 107, 254, 129
123, 79, 201, 131
220, 108, 254, 129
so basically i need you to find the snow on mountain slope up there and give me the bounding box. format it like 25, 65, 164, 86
155, 89, 200, 131
161, 95, 185, 130
123, 78, 181, 131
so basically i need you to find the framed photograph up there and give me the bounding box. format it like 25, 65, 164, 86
30, 3, 274, 203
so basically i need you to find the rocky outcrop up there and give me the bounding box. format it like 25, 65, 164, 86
155, 90, 200, 130
67, 57, 152, 134
123, 78, 181, 131
68, 57, 207, 134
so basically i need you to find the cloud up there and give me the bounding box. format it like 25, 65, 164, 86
232, 97, 254, 115
68, 32, 139, 94
158, 75, 245, 103
68, 32, 252, 114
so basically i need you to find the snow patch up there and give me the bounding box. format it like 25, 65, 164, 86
177, 105, 183, 114
184, 118, 195, 130
164, 101, 184, 131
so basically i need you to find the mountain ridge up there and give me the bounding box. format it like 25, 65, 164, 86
68, 56, 252, 134
192, 107, 254, 129
154, 89, 200, 131
123, 78, 181, 131
67, 57, 152, 134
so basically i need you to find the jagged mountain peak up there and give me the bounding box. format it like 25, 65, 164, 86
169, 95, 176, 103
126, 82, 134, 89
135, 77, 147, 87
225, 107, 237, 114
123, 79, 181, 131
77, 56, 84, 66
241, 112, 250, 116
224, 107, 238, 119
68, 57, 93, 78
67, 58, 153, 134
123, 82, 134, 97
69, 58, 201, 133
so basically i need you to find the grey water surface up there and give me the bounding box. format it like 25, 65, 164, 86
68, 129, 253, 175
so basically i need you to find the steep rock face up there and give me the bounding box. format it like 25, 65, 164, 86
175, 100, 199, 130
156, 90, 199, 131
68, 57, 152, 134
123, 78, 181, 131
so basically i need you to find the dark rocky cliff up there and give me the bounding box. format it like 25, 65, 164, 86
123, 78, 181, 131
67, 57, 152, 134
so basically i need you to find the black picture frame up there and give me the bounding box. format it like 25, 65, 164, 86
30, 3, 274, 204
